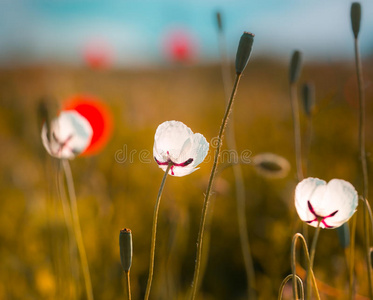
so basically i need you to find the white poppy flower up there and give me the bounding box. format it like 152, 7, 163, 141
295, 177, 358, 229
153, 121, 209, 177
41, 111, 93, 159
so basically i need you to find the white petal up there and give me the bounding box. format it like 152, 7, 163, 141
153, 121, 193, 162
322, 179, 358, 228
295, 177, 326, 223
189, 133, 209, 167
41, 111, 93, 159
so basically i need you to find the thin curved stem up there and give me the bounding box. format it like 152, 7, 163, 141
62, 159, 94, 300
190, 73, 242, 300
125, 271, 132, 300
354, 36, 372, 299
144, 163, 172, 300
278, 274, 304, 300
291, 233, 320, 300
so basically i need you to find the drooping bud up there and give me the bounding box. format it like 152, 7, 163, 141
351, 2, 361, 39
337, 222, 350, 249
289, 50, 302, 84
302, 82, 315, 117
252, 153, 291, 179
216, 12, 223, 32
119, 228, 133, 273
235, 32, 255, 75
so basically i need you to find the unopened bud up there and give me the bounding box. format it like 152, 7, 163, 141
337, 223, 350, 249
235, 32, 255, 75
119, 228, 133, 272
289, 50, 302, 84
302, 82, 315, 117
351, 2, 361, 39
216, 12, 223, 32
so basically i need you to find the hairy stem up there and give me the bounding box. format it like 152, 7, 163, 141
190, 73, 242, 300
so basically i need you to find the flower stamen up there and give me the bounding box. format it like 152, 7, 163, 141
306, 200, 339, 228
154, 157, 194, 176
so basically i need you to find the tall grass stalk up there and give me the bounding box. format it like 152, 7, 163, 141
216, 12, 256, 299
144, 163, 172, 300
351, 2, 372, 298
62, 159, 94, 300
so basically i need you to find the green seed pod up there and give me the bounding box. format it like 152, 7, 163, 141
235, 32, 255, 75
119, 228, 133, 272
302, 82, 315, 117
351, 2, 361, 39
337, 223, 350, 249
216, 11, 223, 32
289, 50, 302, 84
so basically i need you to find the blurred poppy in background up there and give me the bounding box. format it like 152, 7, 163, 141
63, 94, 113, 156
163, 28, 198, 63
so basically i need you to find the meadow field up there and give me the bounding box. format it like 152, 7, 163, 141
0, 54, 372, 300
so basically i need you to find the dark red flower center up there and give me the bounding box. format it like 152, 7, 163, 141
154, 151, 193, 175
306, 200, 339, 228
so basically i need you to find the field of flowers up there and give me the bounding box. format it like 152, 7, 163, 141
0, 5, 373, 300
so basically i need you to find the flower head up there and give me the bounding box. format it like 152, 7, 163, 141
41, 110, 93, 159
295, 177, 358, 229
153, 121, 209, 177
41, 95, 113, 159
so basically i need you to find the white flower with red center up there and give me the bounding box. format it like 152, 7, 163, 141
153, 121, 209, 177
41, 111, 93, 159
295, 177, 358, 229
41, 95, 113, 159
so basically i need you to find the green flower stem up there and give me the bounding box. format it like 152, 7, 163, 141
349, 214, 357, 300
217, 14, 256, 299
56, 164, 78, 299
144, 163, 172, 300
291, 233, 320, 300
125, 271, 132, 300
354, 34, 373, 298
278, 274, 304, 300
190, 73, 242, 300
62, 159, 94, 300
307, 223, 321, 300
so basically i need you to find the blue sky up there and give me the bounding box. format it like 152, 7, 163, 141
0, 0, 372, 68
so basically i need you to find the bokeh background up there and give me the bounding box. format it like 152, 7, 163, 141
1, 0, 373, 299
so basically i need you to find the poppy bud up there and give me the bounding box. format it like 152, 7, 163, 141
289, 50, 302, 84
235, 32, 255, 75
351, 2, 361, 39
302, 82, 315, 117
119, 228, 133, 273
337, 223, 350, 249
216, 12, 223, 32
